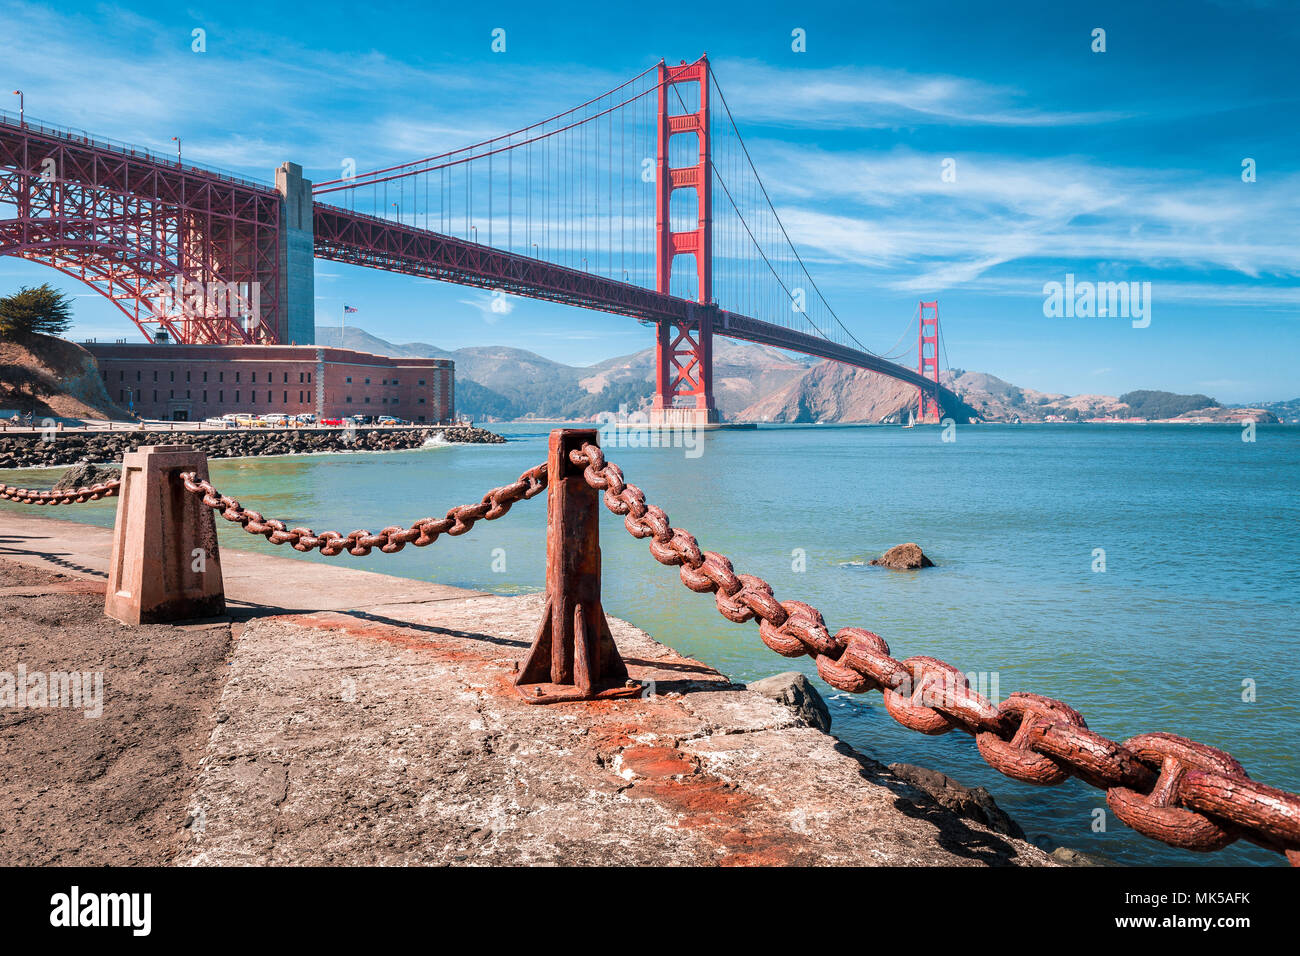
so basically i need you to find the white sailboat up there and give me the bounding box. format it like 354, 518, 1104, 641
902, 408, 915, 428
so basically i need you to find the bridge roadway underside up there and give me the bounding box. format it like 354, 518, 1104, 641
312, 204, 958, 410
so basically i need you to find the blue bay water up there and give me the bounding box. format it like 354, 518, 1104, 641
5, 422, 1297, 866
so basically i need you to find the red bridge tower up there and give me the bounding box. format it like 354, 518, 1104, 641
917, 300, 942, 422
650, 56, 718, 427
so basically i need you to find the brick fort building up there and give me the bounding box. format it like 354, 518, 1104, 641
86, 343, 454, 423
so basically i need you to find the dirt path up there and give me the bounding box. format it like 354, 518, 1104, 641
0, 558, 231, 865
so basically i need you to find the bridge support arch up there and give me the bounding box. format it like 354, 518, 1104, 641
651, 57, 718, 427
0, 113, 284, 344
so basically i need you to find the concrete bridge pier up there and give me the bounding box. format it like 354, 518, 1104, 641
275, 161, 316, 346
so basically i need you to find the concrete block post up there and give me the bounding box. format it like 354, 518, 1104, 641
104, 444, 226, 625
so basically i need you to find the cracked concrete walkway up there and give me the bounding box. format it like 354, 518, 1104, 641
0, 510, 1052, 866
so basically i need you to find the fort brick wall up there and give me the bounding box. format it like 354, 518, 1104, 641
84, 343, 453, 423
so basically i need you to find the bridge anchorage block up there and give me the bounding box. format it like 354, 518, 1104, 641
104, 444, 226, 625
515, 429, 641, 705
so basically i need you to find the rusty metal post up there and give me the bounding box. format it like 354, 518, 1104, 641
104, 444, 226, 625
515, 429, 639, 704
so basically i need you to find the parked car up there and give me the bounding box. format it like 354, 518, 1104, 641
204, 416, 230, 428
233, 414, 257, 427
293, 413, 316, 425
376, 416, 401, 426
260, 414, 289, 427
319, 417, 344, 427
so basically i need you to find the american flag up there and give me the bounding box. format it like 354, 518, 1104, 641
343, 304, 358, 313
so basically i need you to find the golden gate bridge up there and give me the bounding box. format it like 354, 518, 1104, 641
0, 56, 956, 423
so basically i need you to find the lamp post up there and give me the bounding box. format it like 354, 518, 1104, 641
171, 136, 181, 165
11, 90, 22, 127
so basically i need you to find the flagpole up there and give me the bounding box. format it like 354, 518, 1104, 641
341, 301, 345, 346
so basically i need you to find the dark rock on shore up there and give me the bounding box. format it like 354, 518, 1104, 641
888, 762, 1025, 839
870, 542, 935, 569
747, 671, 832, 732
53, 461, 122, 490
0, 425, 505, 471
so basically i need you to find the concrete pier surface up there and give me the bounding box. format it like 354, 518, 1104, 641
0, 510, 1053, 866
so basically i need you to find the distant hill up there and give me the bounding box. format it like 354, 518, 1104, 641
578, 340, 816, 417
315, 325, 451, 361
311, 325, 1279, 425
945, 376, 1276, 424
1233, 398, 1300, 424
1119, 390, 1218, 419
314, 325, 812, 421
739, 362, 983, 424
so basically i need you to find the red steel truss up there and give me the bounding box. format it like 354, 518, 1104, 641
0, 113, 280, 344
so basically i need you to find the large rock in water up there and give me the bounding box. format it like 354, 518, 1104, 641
52, 460, 121, 490
870, 542, 934, 569
747, 672, 832, 732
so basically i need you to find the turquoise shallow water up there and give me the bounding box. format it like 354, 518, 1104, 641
5, 422, 1297, 866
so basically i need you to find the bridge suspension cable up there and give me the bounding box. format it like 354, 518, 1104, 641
703, 65, 877, 356
312, 59, 891, 359
313, 66, 665, 292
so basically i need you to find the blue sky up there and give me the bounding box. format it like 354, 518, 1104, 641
2, 0, 1298, 402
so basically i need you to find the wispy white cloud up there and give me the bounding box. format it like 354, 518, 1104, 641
713, 58, 1137, 130
0, 1, 649, 180
458, 291, 515, 323
733, 144, 1300, 300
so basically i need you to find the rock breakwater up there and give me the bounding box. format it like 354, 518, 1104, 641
0, 426, 504, 470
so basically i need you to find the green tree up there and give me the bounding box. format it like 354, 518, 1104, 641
0, 283, 74, 340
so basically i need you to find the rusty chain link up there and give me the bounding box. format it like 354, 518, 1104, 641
0, 480, 121, 505
177, 464, 547, 556
570, 441, 1300, 866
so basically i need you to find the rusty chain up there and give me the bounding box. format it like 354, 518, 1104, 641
177, 464, 547, 556
570, 441, 1300, 866
0, 480, 121, 505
